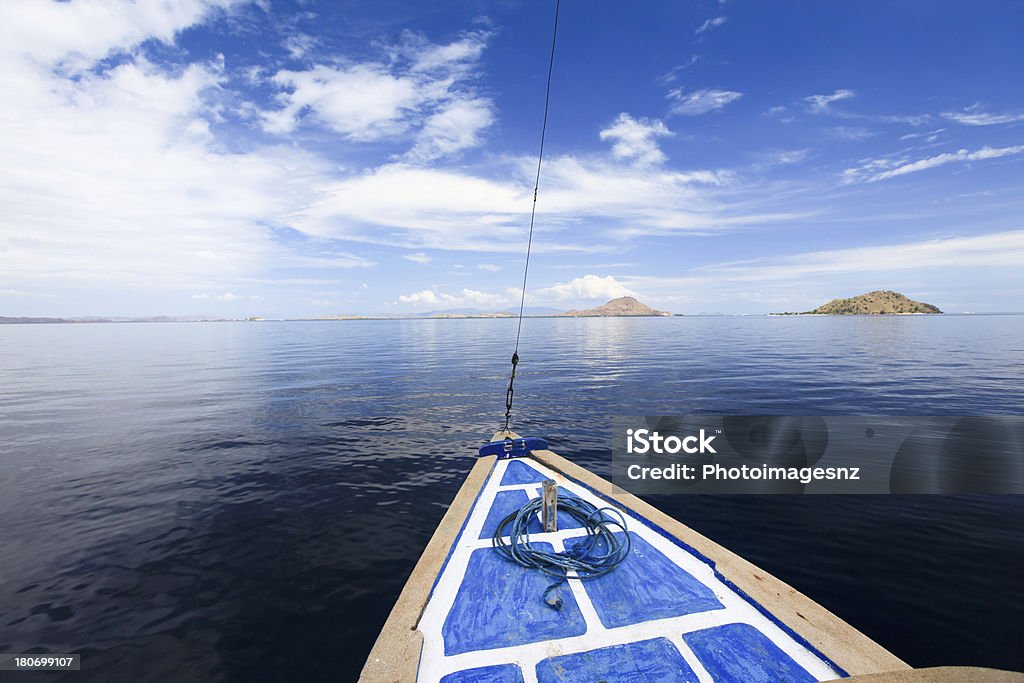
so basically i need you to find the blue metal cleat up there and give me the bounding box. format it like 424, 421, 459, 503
478, 436, 549, 459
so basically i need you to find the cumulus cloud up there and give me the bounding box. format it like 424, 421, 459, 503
695, 16, 728, 34
397, 287, 519, 309
599, 114, 673, 166
842, 145, 1024, 183
0, 0, 372, 297
397, 289, 440, 306
667, 88, 742, 116
539, 275, 635, 302
804, 89, 856, 114
261, 30, 493, 158
0, 0, 241, 69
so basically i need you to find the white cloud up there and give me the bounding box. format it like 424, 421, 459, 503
0, 1, 371, 296
804, 89, 856, 114
900, 128, 946, 141
619, 230, 1024, 310
657, 56, 699, 84
599, 113, 673, 166
667, 88, 742, 116
192, 292, 259, 301
942, 108, 1024, 126
290, 155, 743, 250
695, 16, 728, 34
402, 31, 488, 73
283, 33, 317, 59
477, 264, 502, 272
539, 275, 635, 302
403, 253, 433, 264
0, 0, 241, 69
261, 31, 493, 156
843, 145, 1024, 183
830, 126, 876, 141
397, 287, 518, 309
262, 64, 420, 139
766, 149, 809, 165
406, 97, 494, 162
398, 289, 440, 306
552, 262, 634, 270
722, 230, 1024, 278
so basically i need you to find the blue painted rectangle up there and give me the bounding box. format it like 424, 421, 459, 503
567, 531, 723, 628
440, 663, 525, 683
500, 460, 549, 485
684, 622, 817, 683
480, 490, 542, 539
442, 545, 588, 655
535, 637, 699, 682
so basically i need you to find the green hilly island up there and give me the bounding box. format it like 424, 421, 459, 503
784, 290, 942, 315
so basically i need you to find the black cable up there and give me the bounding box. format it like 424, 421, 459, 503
504, 0, 561, 431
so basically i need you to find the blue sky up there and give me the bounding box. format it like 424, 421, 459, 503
2, 0, 1023, 316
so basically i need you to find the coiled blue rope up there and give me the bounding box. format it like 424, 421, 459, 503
492, 494, 631, 609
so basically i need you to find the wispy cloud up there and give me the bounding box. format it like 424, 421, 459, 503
702, 230, 1024, 281
829, 126, 876, 141
657, 55, 699, 85
552, 262, 634, 270
282, 33, 317, 59
695, 16, 728, 34
599, 113, 673, 166
192, 292, 260, 301
619, 230, 1024, 311
406, 97, 494, 162
942, 107, 1024, 126
900, 128, 946, 141
804, 89, 856, 114
403, 253, 433, 264
290, 150, 744, 251
802, 90, 931, 126
843, 145, 1024, 183
667, 88, 742, 116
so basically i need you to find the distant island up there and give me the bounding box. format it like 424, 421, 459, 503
559, 296, 670, 317
774, 290, 943, 315
0, 315, 239, 324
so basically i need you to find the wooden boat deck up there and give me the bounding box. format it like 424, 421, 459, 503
361, 435, 1001, 682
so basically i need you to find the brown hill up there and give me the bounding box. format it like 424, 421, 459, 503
560, 296, 670, 317
808, 290, 942, 315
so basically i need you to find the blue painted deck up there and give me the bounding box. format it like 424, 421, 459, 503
536, 638, 700, 683
415, 456, 846, 682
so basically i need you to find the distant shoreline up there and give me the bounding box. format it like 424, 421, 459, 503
3, 312, 1021, 325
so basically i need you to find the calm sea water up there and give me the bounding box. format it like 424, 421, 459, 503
1, 315, 1022, 681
